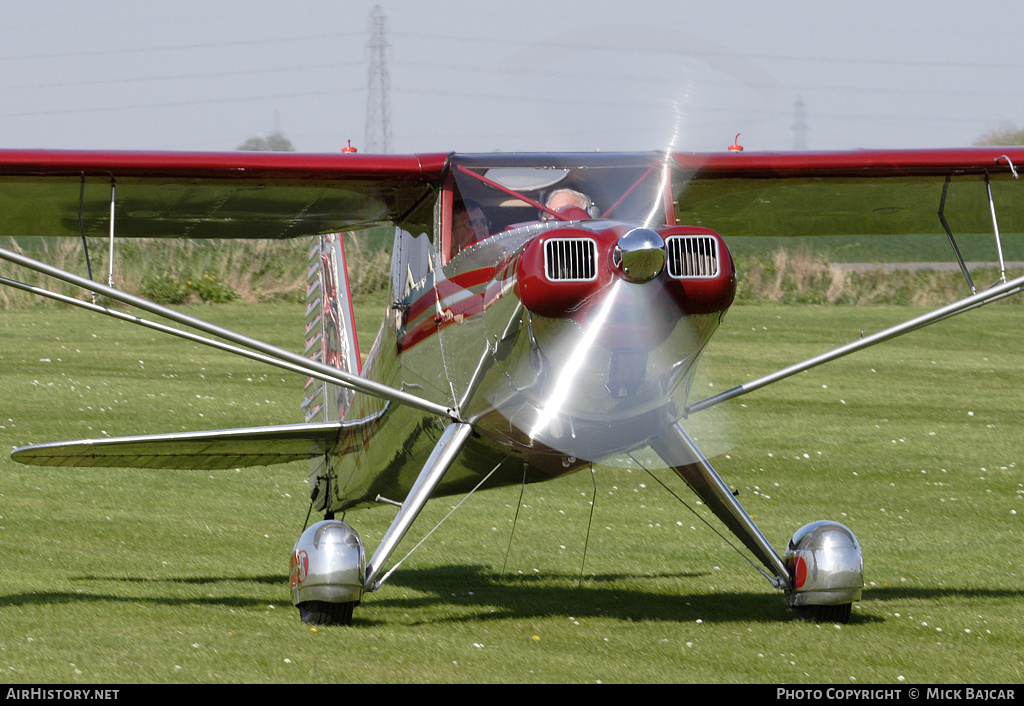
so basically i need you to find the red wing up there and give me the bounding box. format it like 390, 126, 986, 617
5, 147, 1023, 240
672, 147, 1024, 237
0, 149, 449, 239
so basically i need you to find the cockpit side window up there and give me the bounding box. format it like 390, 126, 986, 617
438, 165, 496, 263
451, 197, 490, 258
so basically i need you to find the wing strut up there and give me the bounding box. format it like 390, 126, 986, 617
107, 177, 117, 287
76, 175, 96, 294
938, 176, 976, 294
0, 273, 362, 391
364, 422, 474, 591
650, 420, 790, 588
985, 170, 1009, 284
686, 270, 1024, 414
0, 245, 459, 421
939, 158, 1019, 294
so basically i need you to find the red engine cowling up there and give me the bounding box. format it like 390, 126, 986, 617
514, 223, 736, 337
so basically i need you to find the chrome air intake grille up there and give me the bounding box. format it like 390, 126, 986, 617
666, 235, 719, 278
545, 237, 597, 281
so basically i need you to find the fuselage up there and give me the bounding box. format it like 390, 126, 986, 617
310, 153, 737, 513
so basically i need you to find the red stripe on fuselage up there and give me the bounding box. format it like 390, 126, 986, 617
404, 266, 498, 323
398, 263, 514, 352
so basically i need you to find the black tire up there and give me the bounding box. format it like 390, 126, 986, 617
297, 600, 356, 626
796, 602, 852, 624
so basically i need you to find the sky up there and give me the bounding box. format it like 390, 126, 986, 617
3, 0, 1024, 155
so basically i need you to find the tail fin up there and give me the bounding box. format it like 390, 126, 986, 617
303, 232, 362, 424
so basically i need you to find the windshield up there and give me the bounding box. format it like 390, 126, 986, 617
449, 153, 677, 246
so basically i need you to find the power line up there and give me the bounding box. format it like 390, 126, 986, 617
0, 32, 362, 62
1, 61, 364, 92
0, 88, 362, 120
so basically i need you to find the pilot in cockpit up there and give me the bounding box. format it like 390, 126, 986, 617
543, 188, 597, 221
451, 199, 490, 256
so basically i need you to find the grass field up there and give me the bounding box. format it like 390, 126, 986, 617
1, 301, 1021, 684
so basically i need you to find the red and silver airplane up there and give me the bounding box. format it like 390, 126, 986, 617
1, 146, 1022, 626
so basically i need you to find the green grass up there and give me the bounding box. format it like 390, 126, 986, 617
1, 302, 1022, 683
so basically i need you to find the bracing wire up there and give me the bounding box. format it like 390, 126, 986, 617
500, 462, 530, 578
376, 454, 511, 587
77, 174, 98, 305
630, 452, 775, 583
77, 175, 94, 282
577, 464, 598, 588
